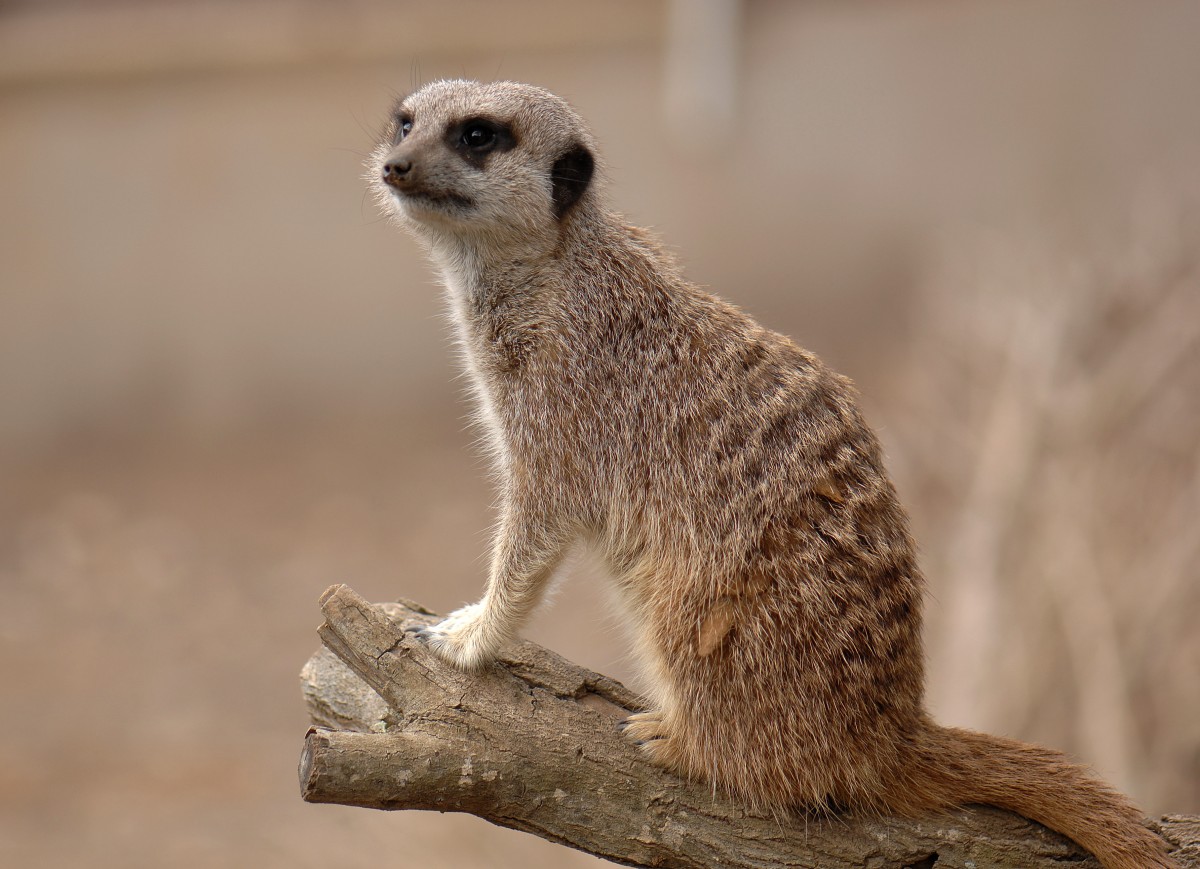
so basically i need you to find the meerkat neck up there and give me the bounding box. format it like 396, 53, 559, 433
426, 228, 545, 290
428, 203, 611, 321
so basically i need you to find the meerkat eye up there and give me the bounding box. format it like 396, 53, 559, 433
396, 116, 413, 141
461, 123, 497, 150
449, 120, 514, 165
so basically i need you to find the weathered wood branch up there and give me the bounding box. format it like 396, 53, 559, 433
298, 584, 1200, 868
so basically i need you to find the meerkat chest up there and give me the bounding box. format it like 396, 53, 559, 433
438, 269, 508, 437
441, 265, 604, 473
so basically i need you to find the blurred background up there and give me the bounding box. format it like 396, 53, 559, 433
2, 1, 1198, 866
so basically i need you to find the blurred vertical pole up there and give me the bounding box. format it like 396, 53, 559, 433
663, 0, 742, 151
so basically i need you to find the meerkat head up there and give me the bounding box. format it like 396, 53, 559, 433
371, 80, 597, 249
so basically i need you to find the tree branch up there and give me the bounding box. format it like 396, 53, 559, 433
298, 584, 1199, 868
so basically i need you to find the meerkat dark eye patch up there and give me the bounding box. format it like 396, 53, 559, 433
448, 118, 516, 167
550, 144, 594, 220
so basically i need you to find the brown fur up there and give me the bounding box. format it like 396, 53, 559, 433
369, 79, 1174, 868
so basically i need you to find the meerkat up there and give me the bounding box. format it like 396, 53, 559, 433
369, 79, 1175, 869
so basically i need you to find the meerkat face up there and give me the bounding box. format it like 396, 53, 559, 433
371, 80, 596, 242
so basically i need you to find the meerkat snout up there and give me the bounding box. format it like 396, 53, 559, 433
381, 156, 412, 188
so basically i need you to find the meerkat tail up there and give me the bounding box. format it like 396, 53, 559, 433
906, 724, 1175, 869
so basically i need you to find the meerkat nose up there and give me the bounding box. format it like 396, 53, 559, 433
382, 158, 414, 188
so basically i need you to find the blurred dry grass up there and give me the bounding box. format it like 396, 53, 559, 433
0, 417, 612, 868
1, 1, 1197, 867
894, 207, 1200, 808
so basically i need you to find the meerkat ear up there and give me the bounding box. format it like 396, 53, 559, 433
550, 144, 594, 219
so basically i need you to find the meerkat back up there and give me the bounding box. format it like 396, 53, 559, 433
370, 79, 1175, 869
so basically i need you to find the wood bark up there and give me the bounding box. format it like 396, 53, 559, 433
298, 584, 1200, 868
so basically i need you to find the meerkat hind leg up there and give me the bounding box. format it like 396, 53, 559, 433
620, 709, 689, 771
619, 710, 664, 743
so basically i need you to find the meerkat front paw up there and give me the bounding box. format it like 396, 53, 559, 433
416, 602, 500, 670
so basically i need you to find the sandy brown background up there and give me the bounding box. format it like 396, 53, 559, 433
2, 2, 1198, 866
